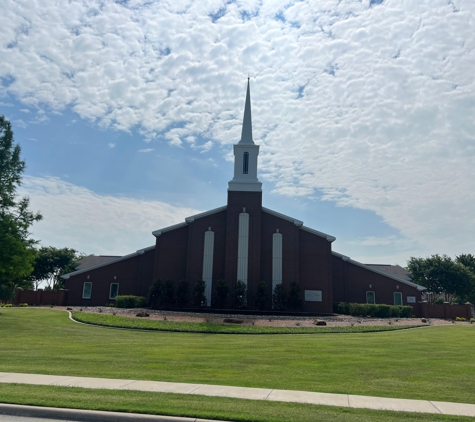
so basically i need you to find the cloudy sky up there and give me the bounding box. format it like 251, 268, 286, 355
1, 0, 474, 266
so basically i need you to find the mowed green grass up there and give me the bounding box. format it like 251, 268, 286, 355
1, 309, 474, 405
0, 384, 473, 422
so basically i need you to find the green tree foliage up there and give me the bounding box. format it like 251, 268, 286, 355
29, 246, 81, 290
407, 254, 475, 304
287, 281, 303, 310
254, 281, 269, 310
212, 279, 229, 308
233, 280, 247, 309
0, 116, 42, 300
160, 280, 175, 307
455, 254, 475, 304
175, 280, 188, 307
147, 279, 175, 308
192, 280, 207, 307
272, 283, 286, 311
147, 279, 162, 308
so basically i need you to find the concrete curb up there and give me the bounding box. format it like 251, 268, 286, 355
0, 404, 228, 422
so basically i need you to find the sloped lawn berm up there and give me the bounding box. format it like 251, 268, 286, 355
72, 311, 424, 334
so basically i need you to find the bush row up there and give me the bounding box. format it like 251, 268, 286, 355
146, 279, 305, 311
115, 295, 146, 308
334, 302, 413, 318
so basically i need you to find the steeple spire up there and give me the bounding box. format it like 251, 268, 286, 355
239, 78, 254, 145
228, 80, 262, 192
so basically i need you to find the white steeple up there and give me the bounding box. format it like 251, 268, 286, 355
228, 80, 262, 192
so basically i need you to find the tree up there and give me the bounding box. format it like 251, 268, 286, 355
175, 280, 188, 307
0, 116, 42, 300
212, 279, 229, 309
287, 281, 303, 310
193, 280, 207, 307
233, 280, 247, 309
29, 246, 81, 290
254, 281, 269, 310
455, 254, 475, 304
272, 283, 286, 311
407, 254, 475, 304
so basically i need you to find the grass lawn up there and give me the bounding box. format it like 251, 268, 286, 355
0, 308, 474, 407
72, 311, 423, 334
0, 384, 473, 422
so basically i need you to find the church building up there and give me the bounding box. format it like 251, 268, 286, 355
63, 82, 425, 313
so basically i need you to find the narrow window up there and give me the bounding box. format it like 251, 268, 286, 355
272, 231, 283, 292
109, 283, 119, 300
237, 212, 249, 285
202, 230, 215, 306
243, 152, 249, 174
366, 291, 375, 304
394, 292, 402, 306
82, 282, 92, 299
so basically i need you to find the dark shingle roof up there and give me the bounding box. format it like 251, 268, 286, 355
364, 264, 411, 281
75, 255, 121, 271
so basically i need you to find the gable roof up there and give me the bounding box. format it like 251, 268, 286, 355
61, 246, 155, 279
262, 207, 336, 242
75, 255, 120, 271
332, 251, 425, 291
364, 264, 411, 281
152, 205, 227, 237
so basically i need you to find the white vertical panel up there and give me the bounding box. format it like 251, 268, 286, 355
272, 232, 283, 291
202, 230, 214, 306
237, 212, 249, 285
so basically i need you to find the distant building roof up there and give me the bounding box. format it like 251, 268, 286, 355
75, 255, 121, 271
364, 264, 411, 281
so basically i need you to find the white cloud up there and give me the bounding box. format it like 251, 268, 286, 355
19, 176, 201, 256
1, 0, 475, 259
138, 148, 154, 153
108, 143, 116, 148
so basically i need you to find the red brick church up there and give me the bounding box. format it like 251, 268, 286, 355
63, 82, 424, 312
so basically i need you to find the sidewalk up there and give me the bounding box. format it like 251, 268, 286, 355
1, 372, 475, 418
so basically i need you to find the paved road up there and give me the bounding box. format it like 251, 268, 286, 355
0, 416, 77, 422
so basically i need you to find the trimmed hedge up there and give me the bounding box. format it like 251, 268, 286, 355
334, 302, 413, 318
115, 295, 146, 308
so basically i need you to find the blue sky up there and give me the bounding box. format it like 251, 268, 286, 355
1, 0, 474, 266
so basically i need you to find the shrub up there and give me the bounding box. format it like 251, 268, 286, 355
115, 295, 146, 308
287, 281, 303, 310
192, 280, 207, 307
4, 303, 13, 307
175, 280, 188, 307
147, 279, 175, 308
147, 279, 162, 308
159, 280, 175, 308
20, 303, 28, 307
470, 318, 475, 323
254, 281, 269, 310
434, 297, 445, 305
336, 302, 413, 318
334, 302, 350, 315
272, 283, 286, 311
233, 280, 247, 309
212, 279, 229, 309
455, 316, 466, 321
